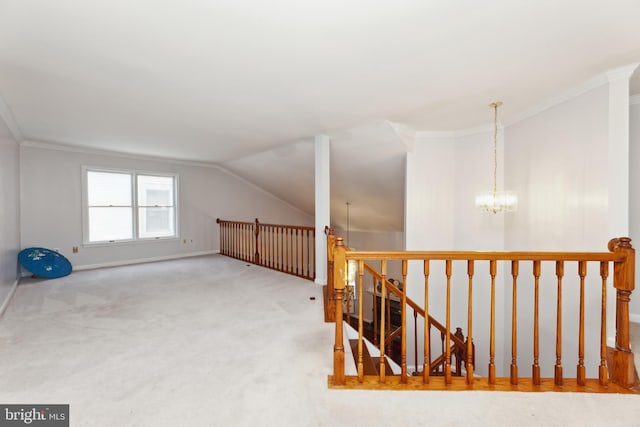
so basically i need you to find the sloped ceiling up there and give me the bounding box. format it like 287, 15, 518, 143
1, 1, 640, 232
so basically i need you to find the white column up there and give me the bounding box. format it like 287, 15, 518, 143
314, 134, 330, 285
606, 63, 638, 344
607, 64, 637, 239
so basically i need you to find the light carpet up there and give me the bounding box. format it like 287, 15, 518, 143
0, 255, 638, 427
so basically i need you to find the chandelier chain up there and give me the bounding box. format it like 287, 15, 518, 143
492, 103, 498, 195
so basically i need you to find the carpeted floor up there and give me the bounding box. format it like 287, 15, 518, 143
0, 255, 638, 427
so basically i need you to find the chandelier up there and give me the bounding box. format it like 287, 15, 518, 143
475, 101, 518, 213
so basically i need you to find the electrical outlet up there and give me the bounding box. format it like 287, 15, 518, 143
72, 246, 79, 253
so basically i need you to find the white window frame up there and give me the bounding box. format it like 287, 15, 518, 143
82, 166, 179, 245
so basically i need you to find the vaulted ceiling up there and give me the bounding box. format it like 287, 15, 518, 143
1, 1, 640, 232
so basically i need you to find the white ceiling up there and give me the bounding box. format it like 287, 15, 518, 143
1, 1, 640, 232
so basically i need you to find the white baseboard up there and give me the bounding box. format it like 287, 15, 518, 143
74, 250, 219, 271
0, 278, 19, 317
630, 313, 640, 324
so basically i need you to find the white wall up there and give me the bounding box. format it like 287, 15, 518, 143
0, 116, 20, 310
405, 133, 506, 376
20, 143, 313, 270
505, 85, 610, 378
630, 98, 640, 320
404, 84, 616, 377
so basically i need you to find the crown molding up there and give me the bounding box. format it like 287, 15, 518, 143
416, 63, 639, 139
0, 92, 24, 142
20, 139, 218, 169
504, 73, 611, 128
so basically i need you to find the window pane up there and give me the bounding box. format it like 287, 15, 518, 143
87, 171, 132, 206
137, 175, 174, 206
138, 207, 175, 238
88, 207, 133, 241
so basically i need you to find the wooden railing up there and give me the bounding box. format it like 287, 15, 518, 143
329, 235, 638, 393
326, 227, 471, 379
364, 263, 472, 377
217, 218, 315, 281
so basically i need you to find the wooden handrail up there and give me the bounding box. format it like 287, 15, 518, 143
347, 250, 623, 262
329, 236, 638, 393
217, 218, 315, 281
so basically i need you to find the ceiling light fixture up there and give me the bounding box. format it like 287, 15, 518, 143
475, 101, 518, 213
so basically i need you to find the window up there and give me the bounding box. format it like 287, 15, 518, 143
84, 168, 178, 243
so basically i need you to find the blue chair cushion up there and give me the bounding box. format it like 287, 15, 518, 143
18, 247, 72, 279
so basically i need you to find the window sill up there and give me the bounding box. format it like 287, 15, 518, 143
83, 237, 180, 248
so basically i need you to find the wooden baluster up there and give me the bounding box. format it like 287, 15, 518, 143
216, 219, 222, 254
271, 226, 275, 269
445, 259, 453, 384
488, 259, 497, 385
455, 327, 464, 375
401, 259, 408, 383
577, 260, 587, 386
379, 260, 388, 383
289, 228, 292, 273
286, 227, 293, 273
242, 223, 246, 261
284, 228, 288, 272
234, 222, 238, 258
303, 229, 307, 277
423, 260, 430, 383
373, 275, 378, 346
599, 261, 609, 386
555, 260, 564, 386
224, 221, 228, 256
238, 223, 242, 260
279, 227, 283, 271
413, 309, 418, 377
254, 219, 260, 265
467, 260, 474, 384
532, 260, 541, 385
511, 260, 519, 385
222, 221, 226, 255
386, 285, 392, 357
229, 222, 232, 257
358, 260, 365, 382
239, 223, 242, 260
312, 228, 316, 280
308, 229, 312, 279
332, 237, 346, 386
325, 229, 335, 323
440, 332, 445, 374
296, 229, 300, 276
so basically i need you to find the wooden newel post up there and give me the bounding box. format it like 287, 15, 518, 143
332, 237, 347, 386
325, 227, 336, 322
609, 237, 637, 388
254, 218, 260, 265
